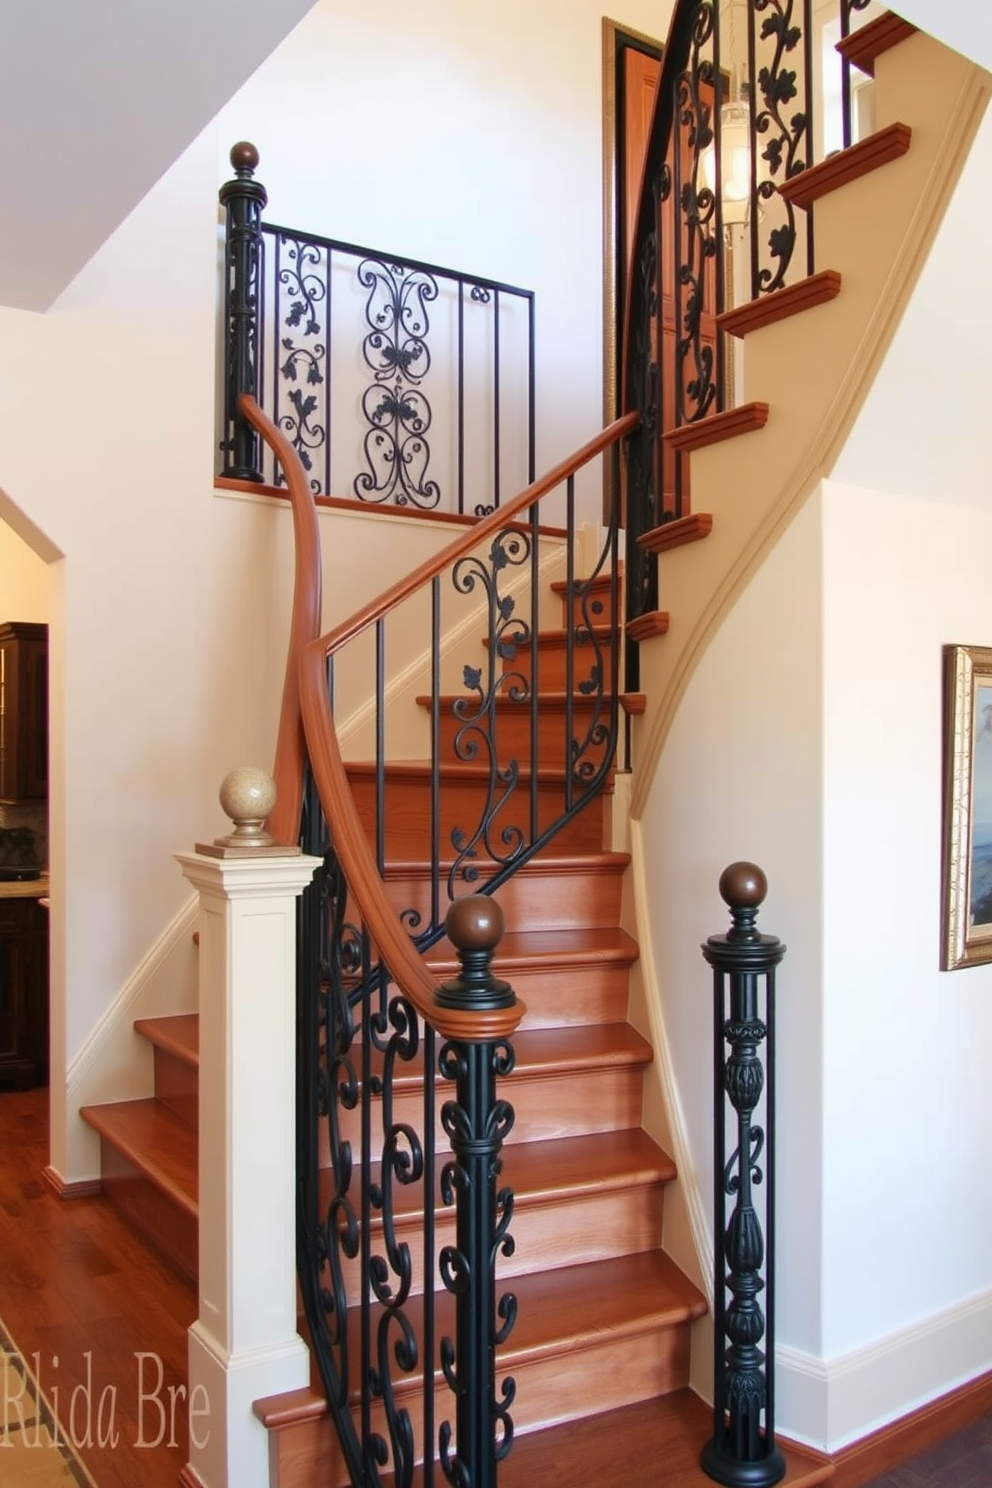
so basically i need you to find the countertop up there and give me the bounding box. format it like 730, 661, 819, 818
0, 875, 49, 900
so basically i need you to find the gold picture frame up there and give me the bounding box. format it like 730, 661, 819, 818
941, 643, 992, 969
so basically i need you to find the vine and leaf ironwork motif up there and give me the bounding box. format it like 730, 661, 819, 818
675, 4, 719, 426
276, 235, 327, 488
355, 260, 441, 509
448, 530, 532, 897
752, 0, 812, 292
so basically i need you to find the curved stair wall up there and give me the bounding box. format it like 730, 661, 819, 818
629, 29, 990, 818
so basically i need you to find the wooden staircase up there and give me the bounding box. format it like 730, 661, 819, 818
65, 13, 990, 1487
74, 568, 830, 1486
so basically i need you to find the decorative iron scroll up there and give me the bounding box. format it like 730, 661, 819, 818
354, 259, 441, 509
277, 233, 327, 489
747, 0, 815, 295
297, 776, 519, 1488
219, 149, 536, 510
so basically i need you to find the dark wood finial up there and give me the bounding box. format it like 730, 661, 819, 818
436, 895, 513, 1012
446, 894, 504, 955
719, 861, 767, 912
229, 141, 260, 177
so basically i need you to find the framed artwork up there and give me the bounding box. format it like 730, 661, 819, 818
941, 643, 992, 969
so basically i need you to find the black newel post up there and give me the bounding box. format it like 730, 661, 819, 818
219, 141, 267, 481
436, 895, 518, 1488
701, 863, 786, 1488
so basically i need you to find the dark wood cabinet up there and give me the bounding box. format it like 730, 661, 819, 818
0, 895, 48, 1088
0, 622, 48, 803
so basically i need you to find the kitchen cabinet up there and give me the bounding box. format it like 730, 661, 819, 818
0, 622, 48, 803
0, 891, 48, 1088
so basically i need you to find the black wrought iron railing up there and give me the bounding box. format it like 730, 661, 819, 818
240, 388, 633, 1485
292, 418, 631, 1485
220, 144, 535, 516
622, 0, 881, 676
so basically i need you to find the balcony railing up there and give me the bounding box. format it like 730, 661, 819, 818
219, 144, 535, 517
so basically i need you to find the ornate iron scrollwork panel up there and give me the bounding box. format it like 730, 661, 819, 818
354, 259, 441, 509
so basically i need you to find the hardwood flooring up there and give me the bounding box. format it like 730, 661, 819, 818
0, 1086, 195, 1488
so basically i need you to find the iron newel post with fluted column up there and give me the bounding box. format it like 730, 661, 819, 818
701, 862, 786, 1488
219, 141, 267, 482
435, 894, 520, 1488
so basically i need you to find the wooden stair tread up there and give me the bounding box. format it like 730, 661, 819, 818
778, 121, 912, 210
483, 626, 613, 647
717, 269, 842, 339
626, 610, 670, 643
79, 1098, 198, 1217
499, 1390, 834, 1488
425, 923, 640, 973
415, 689, 644, 713
320, 1128, 676, 1221
549, 571, 622, 597
345, 758, 613, 785
638, 513, 713, 556
664, 402, 769, 454
356, 1024, 652, 1091
334, 1251, 705, 1401
382, 849, 630, 878
836, 11, 916, 77
134, 1013, 199, 1067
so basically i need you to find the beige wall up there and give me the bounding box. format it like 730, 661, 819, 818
0, 514, 49, 622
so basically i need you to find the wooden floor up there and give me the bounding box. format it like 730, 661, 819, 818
0, 1086, 195, 1488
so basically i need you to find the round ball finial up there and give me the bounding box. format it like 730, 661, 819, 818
445, 894, 505, 955
229, 140, 260, 176
719, 861, 767, 911
217, 766, 277, 848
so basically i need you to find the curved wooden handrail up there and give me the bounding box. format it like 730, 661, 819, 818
298, 411, 638, 1042
619, 0, 697, 410
318, 412, 638, 658
239, 394, 323, 847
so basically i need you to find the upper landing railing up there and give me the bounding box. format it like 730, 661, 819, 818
622, 0, 894, 664
219, 143, 535, 516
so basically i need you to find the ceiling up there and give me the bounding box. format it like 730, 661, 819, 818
0, 0, 318, 312
0, 0, 987, 314
890, 0, 992, 72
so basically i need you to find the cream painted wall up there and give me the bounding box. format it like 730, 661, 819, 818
820, 479, 992, 1347
639, 495, 826, 1363
0, 0, 674, 1175
0, 515, 49, 621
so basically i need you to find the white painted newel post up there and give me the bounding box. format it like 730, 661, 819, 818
175, 768, 322, 1488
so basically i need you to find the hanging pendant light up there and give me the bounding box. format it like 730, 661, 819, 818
704, 99, 753, 230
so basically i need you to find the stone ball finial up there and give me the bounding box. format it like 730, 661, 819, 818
216, 766, 277, 848
719, 861, 767, 911
229, 140, 260, 176
446, 894, 505, 955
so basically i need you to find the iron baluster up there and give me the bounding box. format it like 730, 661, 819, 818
219, 142, 267, 481
275, 232, 327, 490
840, 0, 874, 148
752, 0, 811, 293
436, 897, 518, 1488
701, 862, 785, 1488
493, 287, 501, 515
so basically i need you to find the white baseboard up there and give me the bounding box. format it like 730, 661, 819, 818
777, 1284, 992, 1450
